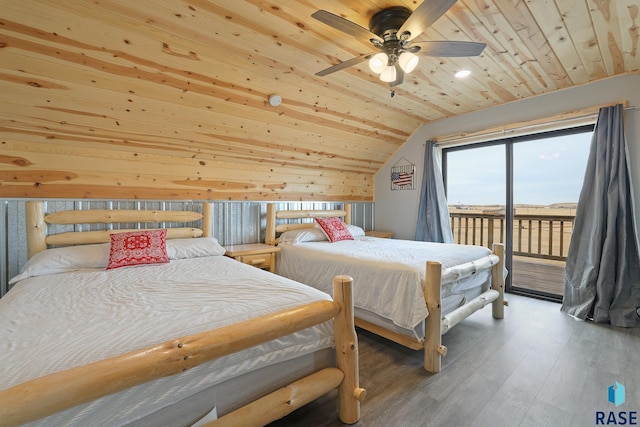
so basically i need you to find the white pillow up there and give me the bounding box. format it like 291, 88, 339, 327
278, 228, 327, 244
9, 243, 111, 284
346, 224, 365, 238
166, 237, 226, 259
277, 225, 365, 244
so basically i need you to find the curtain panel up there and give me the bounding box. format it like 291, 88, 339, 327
561, 104, 640, 327
415, 140, 453, 243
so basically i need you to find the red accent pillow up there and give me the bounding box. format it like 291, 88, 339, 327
314, 217, 354, 243
107, 229, 169, 270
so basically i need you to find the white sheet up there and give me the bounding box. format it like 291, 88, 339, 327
0, 256, 334, 426
277, 237, 499, 332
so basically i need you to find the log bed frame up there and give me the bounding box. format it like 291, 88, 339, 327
0, 201, 365, 427
265, 203, 507, 373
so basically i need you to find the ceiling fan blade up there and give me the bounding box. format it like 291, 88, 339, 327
412, 41, 486, 57
315, 53, 373, 76
398, 0, 458, 42
389, 65, 404, 87
312, 10, 383, 44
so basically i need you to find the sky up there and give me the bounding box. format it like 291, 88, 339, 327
445, 132, 593, 206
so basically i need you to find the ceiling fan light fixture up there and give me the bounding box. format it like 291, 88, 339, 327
398, 52, 419, 73
312, 3, 485, 87
369, 52, 388, 74
380, 65, 397, 82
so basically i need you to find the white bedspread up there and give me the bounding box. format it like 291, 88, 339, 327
277, 237, 498, 331
0, 256, 334, 426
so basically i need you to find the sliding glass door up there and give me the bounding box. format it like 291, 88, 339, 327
443, 125, 593, 301
445, 143, 506, 251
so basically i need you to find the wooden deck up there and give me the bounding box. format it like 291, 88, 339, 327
511, 256, 565, 296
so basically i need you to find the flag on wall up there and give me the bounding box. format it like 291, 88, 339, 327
391, 171, 413, 186
390, 158, 415, 190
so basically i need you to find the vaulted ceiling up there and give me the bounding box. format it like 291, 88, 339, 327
1, 0, 638, 201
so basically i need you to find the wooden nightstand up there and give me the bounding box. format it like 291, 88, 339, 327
223, 243, 280, 273
365, 230, 394, 238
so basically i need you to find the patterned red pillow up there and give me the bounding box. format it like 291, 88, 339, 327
314, 217, 354, 243
107, 229, 169, 270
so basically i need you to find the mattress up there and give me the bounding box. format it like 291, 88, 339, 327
0, 254, 335, 426
276, 236, 499, 340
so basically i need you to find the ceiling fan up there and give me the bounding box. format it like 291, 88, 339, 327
312, 0, 485, 89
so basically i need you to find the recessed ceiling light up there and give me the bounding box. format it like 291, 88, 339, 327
455, 69, 471, 79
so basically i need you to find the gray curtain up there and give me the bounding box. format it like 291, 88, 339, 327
415, 140, 453, 243
562, 104, 640, 327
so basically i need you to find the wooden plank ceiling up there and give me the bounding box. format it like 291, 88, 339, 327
0, 0, 638, 201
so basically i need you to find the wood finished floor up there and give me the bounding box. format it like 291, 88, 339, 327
270, 294, 640, 427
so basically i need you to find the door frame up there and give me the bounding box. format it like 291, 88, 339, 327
442, 125, 594, 302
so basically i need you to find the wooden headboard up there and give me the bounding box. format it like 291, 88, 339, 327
25, 201, 213, 259
265, 203, 351, 246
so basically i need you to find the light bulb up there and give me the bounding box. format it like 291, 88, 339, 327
379, 65, 397, 82
368, 52, 388, 74
398, 52, 419, 73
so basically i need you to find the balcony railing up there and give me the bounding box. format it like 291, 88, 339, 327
449, 212, 576, 261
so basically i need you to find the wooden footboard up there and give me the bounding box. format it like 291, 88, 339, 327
0, 276, 363, 427
265, 203, 507, 374
355, 243, 505, 374
424, 243, 505, 373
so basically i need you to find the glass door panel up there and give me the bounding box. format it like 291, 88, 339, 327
512, 132, 591, 298
445, 144, 506, 251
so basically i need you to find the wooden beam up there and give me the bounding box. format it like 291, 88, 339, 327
344, 204, 352, 225
25, 201, 46, 259
44, 209, 202, 225
44, 228, 203, 246
354, 318, 423, 351
208, 368, 344, 427
275, 223, 318, 233
333, 275, 365, 423
201, 202, 213, 238
491, 243, 506, 319
276, 209, 347, 220
265, 203, 276, 246
424, 261, 445, 373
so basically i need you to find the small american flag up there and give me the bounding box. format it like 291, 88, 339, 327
391, 171, 413, 186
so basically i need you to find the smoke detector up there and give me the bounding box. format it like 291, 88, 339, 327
268, 94, 282, 107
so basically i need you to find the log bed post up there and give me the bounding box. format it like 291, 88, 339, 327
26, 201, 46, 259
343, 204, 352, 225
201, 202, 213, 238
424, 261, 446, 373
265, 203, 276, 246
491, 243, 506, 319
333, 275, 365, 424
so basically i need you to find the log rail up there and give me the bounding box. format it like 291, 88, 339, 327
266, 203, 506, 374
0, 276, 363, 427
